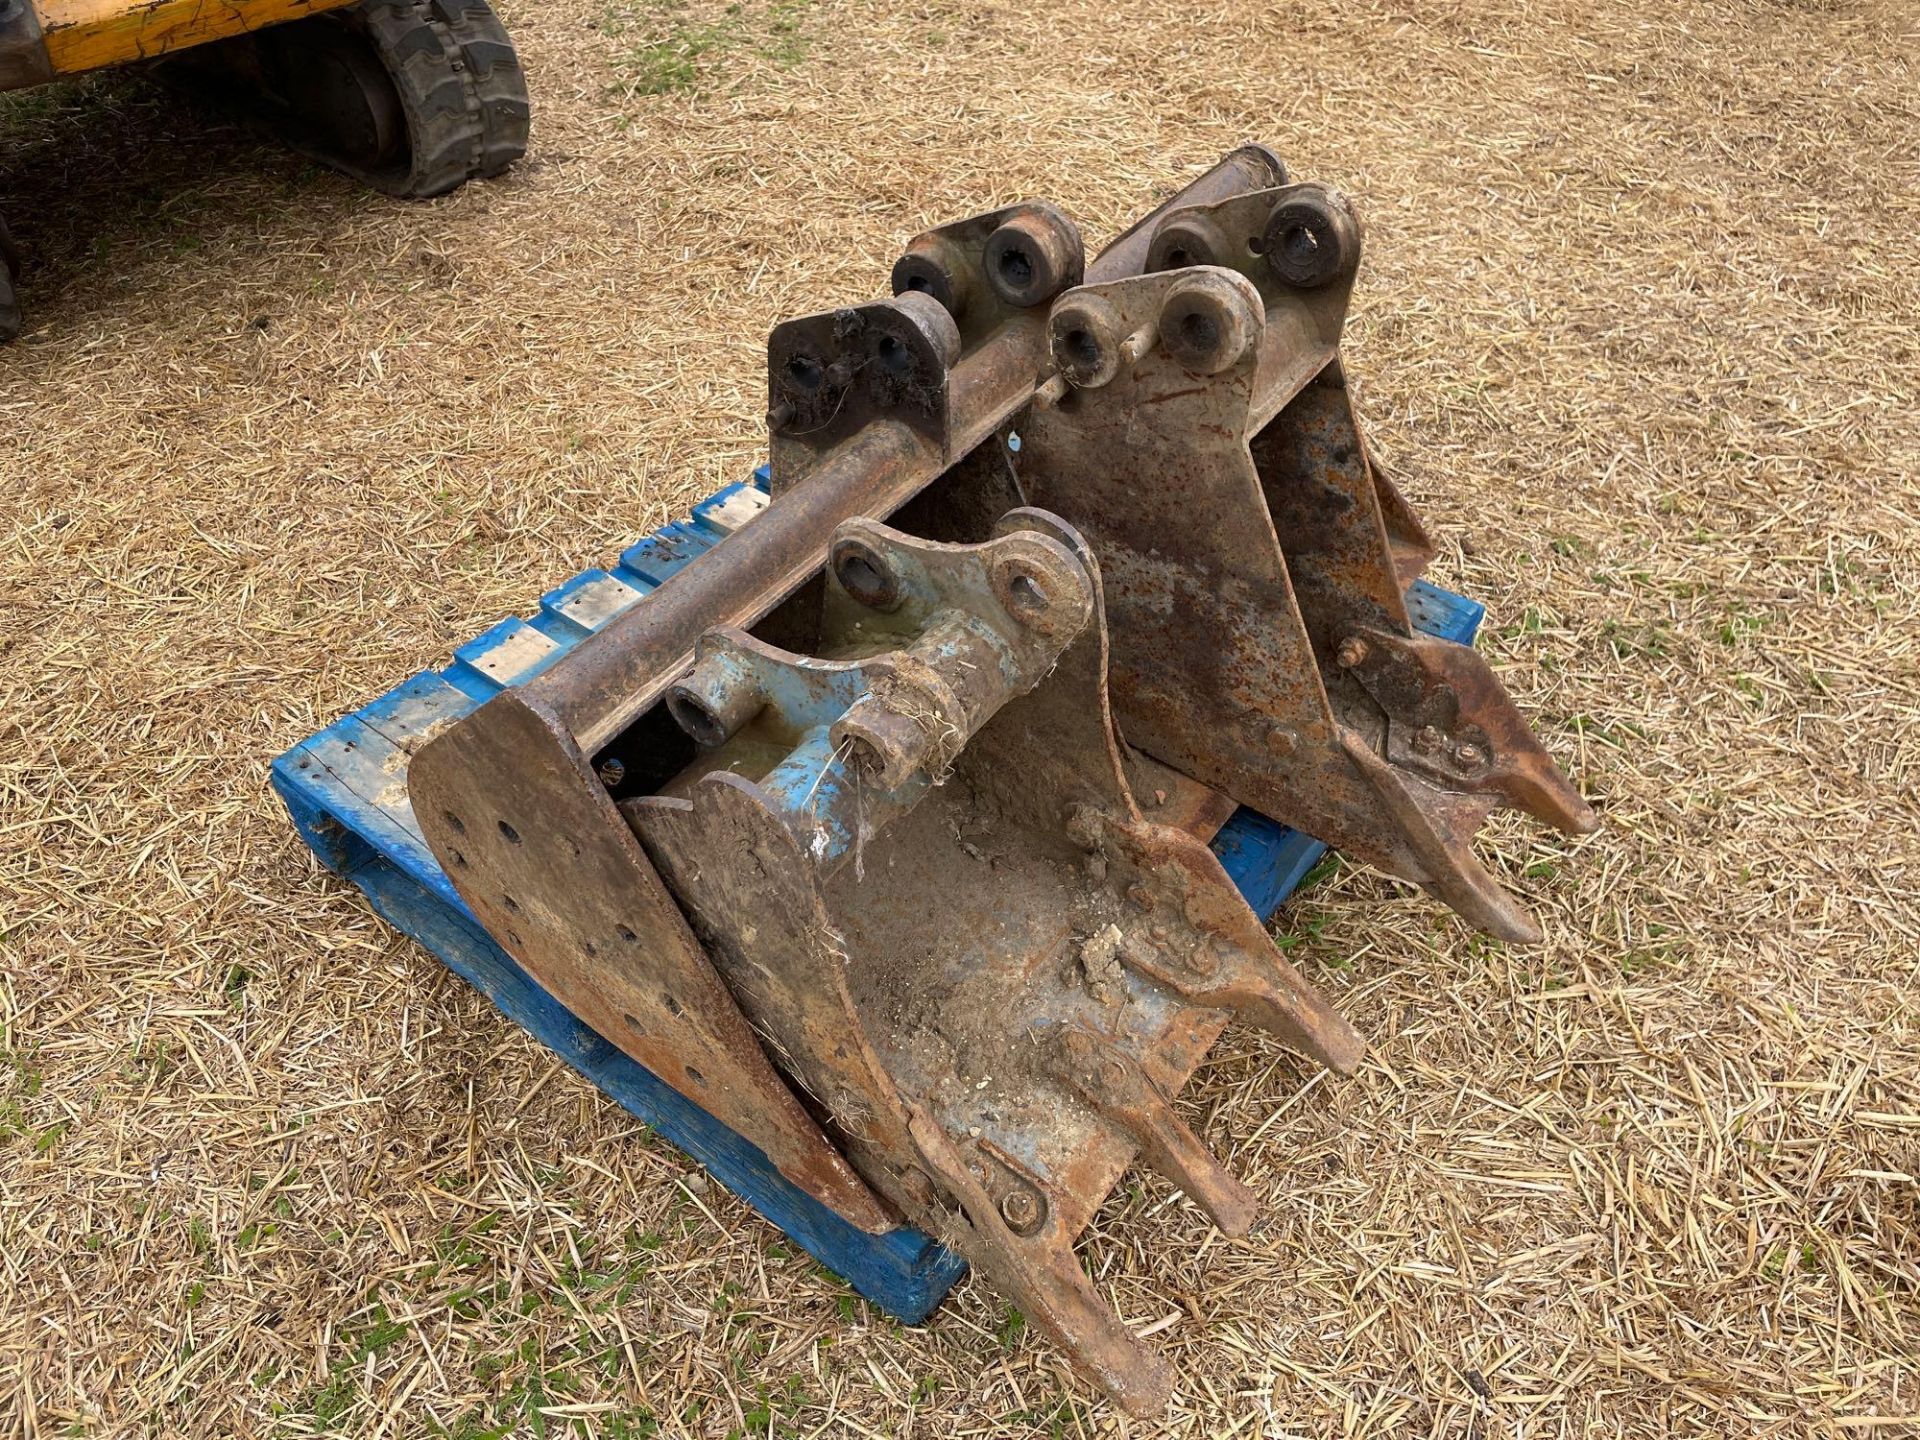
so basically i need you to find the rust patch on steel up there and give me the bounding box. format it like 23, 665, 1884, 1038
409, 690, 897, 1231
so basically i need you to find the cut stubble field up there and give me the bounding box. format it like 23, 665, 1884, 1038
2, 0, 1917, 1435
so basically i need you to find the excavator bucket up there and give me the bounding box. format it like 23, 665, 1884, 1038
405, 144, 1594, 1413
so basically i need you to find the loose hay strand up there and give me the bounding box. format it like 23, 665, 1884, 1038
2, 0, 1919, 1435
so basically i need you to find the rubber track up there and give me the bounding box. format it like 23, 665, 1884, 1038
232, 0, 529, 199
427, 0, 530, 182
0, 214, 19, 342
350, 0, 528, 198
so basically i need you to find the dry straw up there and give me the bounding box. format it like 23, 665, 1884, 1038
2, 0, 1917, 1434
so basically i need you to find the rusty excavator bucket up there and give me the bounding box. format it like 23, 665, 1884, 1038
407, 144, 1595, 1414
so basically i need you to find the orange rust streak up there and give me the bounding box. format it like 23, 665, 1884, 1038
38, 0, 356, 75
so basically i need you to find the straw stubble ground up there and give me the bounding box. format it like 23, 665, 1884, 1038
2, 0, 1917, 1435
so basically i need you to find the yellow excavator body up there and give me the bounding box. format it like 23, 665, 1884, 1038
3, 0, 360, 84
0, 0, 528, 336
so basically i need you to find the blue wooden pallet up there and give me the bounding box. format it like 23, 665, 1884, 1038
271, 468, 1482, 1324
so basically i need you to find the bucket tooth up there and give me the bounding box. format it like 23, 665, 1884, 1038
1085, 810, 1365, 1074
908, 1110, 1174, 1418
1042, 1025, 1259, 1236
1337, 728, 1544, 945
1336, 626, 1598, 836
1114, 924, 1366, 1075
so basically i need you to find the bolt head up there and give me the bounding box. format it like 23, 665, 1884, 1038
1266, 725, 1298, 756
1336, 637, 1369, 668
999, 1187, 1044, 1232
1187, 943, 1220, 976
1455, 742, 1485, 767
